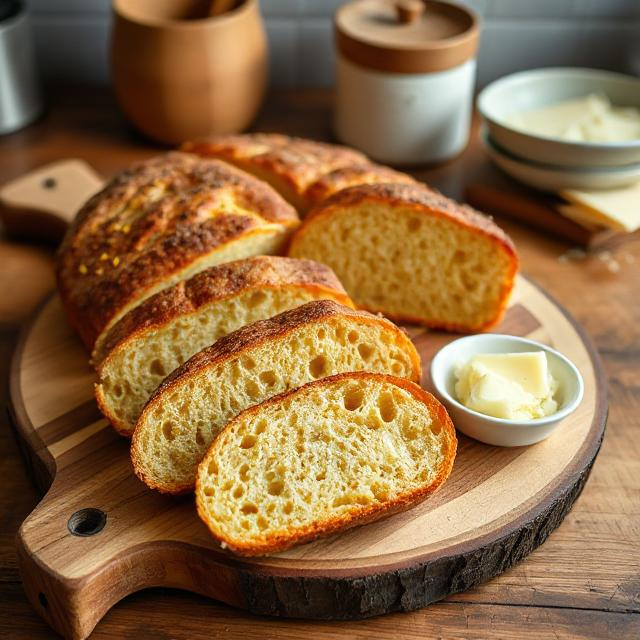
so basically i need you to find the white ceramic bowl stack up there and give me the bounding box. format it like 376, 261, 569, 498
477, 68, 640, 191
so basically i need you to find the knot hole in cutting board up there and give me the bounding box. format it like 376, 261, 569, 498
67, 508, 107, 537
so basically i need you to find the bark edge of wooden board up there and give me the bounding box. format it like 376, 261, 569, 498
9, 276, 607, 640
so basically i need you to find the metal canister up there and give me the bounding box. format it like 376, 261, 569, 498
0, 1, 43, 134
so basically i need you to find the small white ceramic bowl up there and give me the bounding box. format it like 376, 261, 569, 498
430, 334, 584, 447
478, 67, 640, 168
482, 131, 640, 191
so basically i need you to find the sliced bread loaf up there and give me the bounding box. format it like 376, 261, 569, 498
95, 256, 353, 436
131, 300, 421, 494
57, 152, 299, 350
289, 183, 518, 332
196, 372, 457, 556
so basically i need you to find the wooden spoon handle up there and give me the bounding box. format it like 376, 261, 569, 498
208, 0, 237, 16
464, 183, 619, 249
0, 159, 104, 243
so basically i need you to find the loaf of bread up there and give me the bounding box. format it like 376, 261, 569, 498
289, 183, 518, 332
56, 152, 299, 350
196, 372, 456, 556
95, 256, 354, 436
131, 300, 421, 494
182, 133, 368, 213
305, 163, 416, 209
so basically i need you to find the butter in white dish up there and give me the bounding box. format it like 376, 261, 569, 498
507, 94, 640, 143
454, 351, 558, 421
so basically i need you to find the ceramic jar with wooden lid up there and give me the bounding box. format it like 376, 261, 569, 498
334, 0, 479, 165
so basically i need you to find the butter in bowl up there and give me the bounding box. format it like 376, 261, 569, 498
430, 334, 584, 447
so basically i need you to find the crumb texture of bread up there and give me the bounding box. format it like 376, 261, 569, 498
305, 163, 416, 208
131, 301, 421, 494
289, 183, 518, 332
95, 257, 354, 436
183, 134, 369, 213
56, 152, 299, 349
195, 372, 457, 556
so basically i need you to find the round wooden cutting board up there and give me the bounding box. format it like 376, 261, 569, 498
10, 276, 606, 640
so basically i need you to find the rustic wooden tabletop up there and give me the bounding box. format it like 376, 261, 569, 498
0, 88, 638, 640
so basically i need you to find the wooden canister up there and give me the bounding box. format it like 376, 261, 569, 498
111, 0, 267, 144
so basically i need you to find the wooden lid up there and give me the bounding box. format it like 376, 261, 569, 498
335, 0, 479, 74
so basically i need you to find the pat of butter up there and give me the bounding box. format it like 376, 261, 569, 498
455, 351, 558, 421
471, 352, 550, 396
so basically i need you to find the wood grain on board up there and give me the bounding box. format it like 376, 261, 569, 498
9, 275, 606, 640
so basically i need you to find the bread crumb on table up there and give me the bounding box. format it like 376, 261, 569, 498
557, 247, 634, 274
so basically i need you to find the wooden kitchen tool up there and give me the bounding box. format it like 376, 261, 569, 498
209, 0, 238, 16
0, 160, 104, 242
464, 181, 620, 249
10, 277, 606, 640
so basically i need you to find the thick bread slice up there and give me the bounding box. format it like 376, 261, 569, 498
95, 256, 354, 436
289, 183, 519, 332
131, 300, 421, 494
56, 152, 299, 350
305, 163, 416, 209
195, 372, 457, 556
183, 134, 368, 213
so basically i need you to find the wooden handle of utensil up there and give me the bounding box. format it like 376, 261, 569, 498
464, 183, 619, 249
209, 0, 237, 16
0, 159, 104, 243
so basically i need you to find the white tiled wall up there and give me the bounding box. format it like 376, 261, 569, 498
24, 0, 640, 88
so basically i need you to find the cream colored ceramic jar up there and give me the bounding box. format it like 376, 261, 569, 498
335, 0, 479, 165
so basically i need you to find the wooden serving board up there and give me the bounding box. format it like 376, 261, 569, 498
9, 276, 606, 640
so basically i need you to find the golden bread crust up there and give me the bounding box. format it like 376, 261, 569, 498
139, 299, 422, 414
56, 152, 298, 349
94, 256, 353, 366
305, 163, 416, 207
183, 134, 368, 210
289, 182, 519, 332
303, 182, 517, 252
182, 133, 291, 161
195, 371, 457, 556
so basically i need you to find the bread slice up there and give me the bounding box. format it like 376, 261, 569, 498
195, 372, 457, 556
95, 257, 354, 436
131, 300, 421, 494
56, 152, 299, 350
305, 163, 416, 209
183, 134, 368, 213
289, 183, 519, 332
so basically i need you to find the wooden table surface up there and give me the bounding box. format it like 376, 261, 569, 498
0, 88, 638, 640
